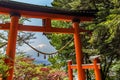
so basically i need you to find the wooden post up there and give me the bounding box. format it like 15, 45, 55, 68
93, 58, 101, 80
72, 19, 85, 80
67, 60, 73, 80
42, 18, 51, 29
6, 13, 20, 80
0, 74, 2, 80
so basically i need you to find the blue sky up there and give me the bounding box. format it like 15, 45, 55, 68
11, 0, 56, 63
12, 0, 53, 6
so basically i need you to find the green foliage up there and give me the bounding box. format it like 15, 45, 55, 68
52, 0, 97, 10
48, 0, 120, 80
46, 21, 75, 70
14, 55, 68, 80
0, 15, 10, 23
0, 54, 10, 79
110, 60, 120, 80
112, 60, 120, 72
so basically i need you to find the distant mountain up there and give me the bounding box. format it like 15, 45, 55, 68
24, 43, 56, 65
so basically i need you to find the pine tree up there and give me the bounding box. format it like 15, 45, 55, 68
47, 0, 120, 79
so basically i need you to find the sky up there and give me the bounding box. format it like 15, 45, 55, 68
11, 0, 55, 64
12, 0, 53, 6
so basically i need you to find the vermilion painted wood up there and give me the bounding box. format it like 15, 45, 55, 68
19, 26, 75, 33
0, 24, 74, 33
43, 18, 51, 28
0, 6, 94, 21
0, 23, 10, 30
93, 59, 101, 80
67, 60, 73, 80
70, 64, 100, 69
68, 60, 101, 80
73, 22, 85, 80
0, 23, 91, 33
6, 16, 19, 80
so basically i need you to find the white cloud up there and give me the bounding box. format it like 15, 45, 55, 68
22, 46, 32, 52
38, 44, 46, 48
23, 44, 46, 52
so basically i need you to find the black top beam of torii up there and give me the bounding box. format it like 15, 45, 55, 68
0, 0, 97, 21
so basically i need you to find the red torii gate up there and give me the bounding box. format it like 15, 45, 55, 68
0, 1, 101, 80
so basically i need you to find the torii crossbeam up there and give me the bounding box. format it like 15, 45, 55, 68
0, 1, 100, 80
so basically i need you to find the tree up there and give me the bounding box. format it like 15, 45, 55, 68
88, 0, 120, 79
14, 55, 68, 80
47, 21, 75, 70
0, 53, 10, 80
47, 0, 120, 80
0, 15, 35, 54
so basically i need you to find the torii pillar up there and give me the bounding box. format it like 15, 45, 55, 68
72, 18, 85, 80
6, 13, 20, 80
